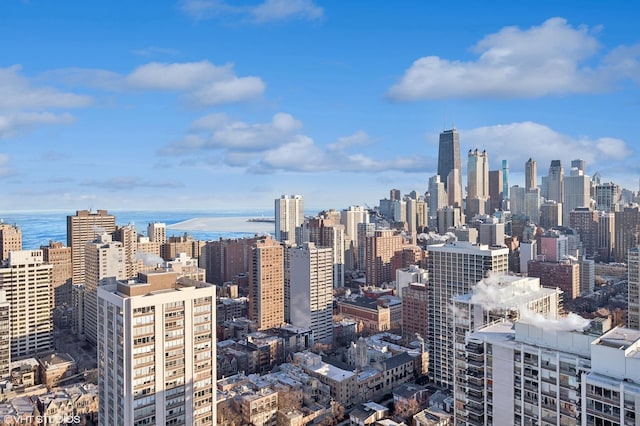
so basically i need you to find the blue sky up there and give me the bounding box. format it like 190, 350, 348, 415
1, 0, 639, 212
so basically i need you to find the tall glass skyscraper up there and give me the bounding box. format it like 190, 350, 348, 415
437, 129, 462, 193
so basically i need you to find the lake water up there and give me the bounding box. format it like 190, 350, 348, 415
0, 210, 276, 250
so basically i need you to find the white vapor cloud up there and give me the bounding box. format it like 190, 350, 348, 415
160, 112, 430, 174
388, 17, 639, 100
134, 252, 165, 267
469, 273, 591, 332
179, 0, 323, 23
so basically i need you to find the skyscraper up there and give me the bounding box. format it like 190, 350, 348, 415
275, 195, 304, 244
546, 160, 564, 203
563, 167, 591, 225
84, 233, 126, 345
629, 247, 640, 329
614, 207, 640, 262
428, 175, 447, 229
525, 158, 537, 190
306, 216, 345, 288
97, 271, 216, 426
249, 236, 284, 330
467, 149, 489, 217
365, 229, 405, 286
427, 241, 509, 388
67, 210, 116, 285
502, 160, 509, 201
289, 243, 333, 343
488, 170, 503, 213
147, 222, 166, 244
0, 250, 53, 359
41, 241, 73, 309
0, 290, 9, 379
437, 129, 462, 192
0, 223, 21, 261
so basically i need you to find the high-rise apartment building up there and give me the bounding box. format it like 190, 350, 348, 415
614, 206, 640, 262
595, 182, 621, 212
275, 195, 304, 244
437, 129, 462, 193
426, 241, 509, 388
570, 207, 598, 259
0, 223, 21, 261
147, 222, 166, 244
84, 233, 126, 345
524, 188, 541, 225
113, 224, 139, 280
546, 160, 564, 203
452, 275, 562, 425
0, 250, 53, 359
365, 229, 405, 287
0, 290, 10, 378
540, 201, 563, 229
341, 206, 369, 270
460, 320, 593, 426
67, 210, 116, 285
525, 158, 537, 190
97, 271, 216, 426
306, 216, 345, 288
401, 282, 428, 342
428, 175, 447, 229
201, 237, 258, 285
289, 243, 333, 343
597, 211, 615, 262
488, 170, 503, 213
563, 168, 591, 225
527, 259, 580, 300
249, 236, 284, 330
629, 246, 640, 329
357, 222, 375, 272
447, 168, 463, 208
41, 241, 73, 309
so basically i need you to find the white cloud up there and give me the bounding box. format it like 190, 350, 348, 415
49, 61, 265, 107
0, 65, 92, 110
0, 112, 74, 139
251, 0, 323, 23
179, 0, 323, 23
162, 112, 431, 174
387, 17, 635, 100
460, 121, 633, 173
0, 154, 15, 177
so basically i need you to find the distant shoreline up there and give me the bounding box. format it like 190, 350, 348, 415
167, 216, 273, 233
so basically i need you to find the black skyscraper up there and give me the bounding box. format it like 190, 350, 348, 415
437, 129, 461, 192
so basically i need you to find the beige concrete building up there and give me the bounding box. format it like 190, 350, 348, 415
0, 290, 10, 379
113, 224, 139, 279
0, 251, 53, 359
97, 271, 216, 426
249, 236, 284, 331
147, 222, 166, 244
66, 209, 116, 285
84, 233, 125, 345
41, 241, 72, 308
38, 353, 77, 387
0, 223, 21, 261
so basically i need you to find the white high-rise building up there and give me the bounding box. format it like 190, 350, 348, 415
429, 175, 447, 229
0, 250, 53, 359
147, 222, 166, 244
427, 241, 509, 388
84, 233, 126, 345
0, 290, 9, 378
452, 275, 563, 425
275, 194, 304, 243
459, 320, 640, 426
97, 271, 216, 426
341, 206, 369, 270
629, 246, 640, 330
289, 243, 334, 343
563, 168, 591, 226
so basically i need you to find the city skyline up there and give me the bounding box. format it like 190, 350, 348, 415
1, 1, 639, 212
